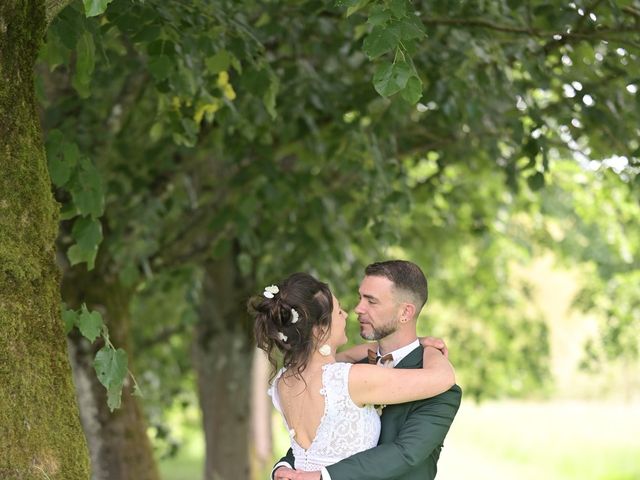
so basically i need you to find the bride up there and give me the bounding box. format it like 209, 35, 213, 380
249, 272, 455, 474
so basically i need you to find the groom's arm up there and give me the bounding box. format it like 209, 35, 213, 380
271, 448, 295, 479
325, 385, 462, 480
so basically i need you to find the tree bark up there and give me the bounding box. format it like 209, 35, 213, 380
0, 1, 90, 479
62, 265, 160, 480
192, 256, 255, 480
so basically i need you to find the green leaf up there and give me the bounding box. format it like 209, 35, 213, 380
527, 172, 545, 191
83, 0, 114, 17
388, 0, 408, 18
40, 30, 69, 70
70, 157, 104, 218
148, 55, 172, 81
205, 50, 231, 74
47, 131, 79, 187
363, 26, 399, 59
62, 307, 79, 335
373, 61, 411, 97
52, 142, 80, 187
107, 388, 123, 411
147, 39, 176, 56
396, 16, 426, 41
60, 202, 79, 220
400, 75, 423, 104
72, 32, 95, 98
149, 122, 164, 142
68, 216, 103, 269
346, 0, 370, 17
77, 304, 104, 342
263, 71, 280, 119
367, 9, 392, 27
94, 347, 128, 411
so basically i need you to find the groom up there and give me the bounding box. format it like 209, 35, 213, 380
273, 260, 462, 480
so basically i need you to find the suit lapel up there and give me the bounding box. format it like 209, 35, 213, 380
394, 345, 423, 369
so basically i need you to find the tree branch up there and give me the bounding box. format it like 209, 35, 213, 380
45, 0, 72, 26
622, 6, 640, 21
422, 16, 640, 41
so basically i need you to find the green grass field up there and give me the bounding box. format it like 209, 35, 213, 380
436, 400, 640, 480
158, 399, 640, 480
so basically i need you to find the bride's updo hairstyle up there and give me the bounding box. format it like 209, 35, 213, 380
250, 272, 333, 379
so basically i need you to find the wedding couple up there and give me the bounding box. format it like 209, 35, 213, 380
250, 260, 462, 480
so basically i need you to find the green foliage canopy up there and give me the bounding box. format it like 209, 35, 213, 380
37, 0, 640, 412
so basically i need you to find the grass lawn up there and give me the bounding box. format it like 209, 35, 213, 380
158, 400, 640, 480
437, 400, 640, 480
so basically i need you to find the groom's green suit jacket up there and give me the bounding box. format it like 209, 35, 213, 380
277, 346, 462, 480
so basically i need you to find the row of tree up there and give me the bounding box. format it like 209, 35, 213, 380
1, 0, 638, 479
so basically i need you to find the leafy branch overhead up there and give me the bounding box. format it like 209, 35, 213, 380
338, 0, 640, 157
38, 0, 640, 415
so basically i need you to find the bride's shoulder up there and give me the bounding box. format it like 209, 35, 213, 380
321, 362, 353, 384
323, 361, 352, 372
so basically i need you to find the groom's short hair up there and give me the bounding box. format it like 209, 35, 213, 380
365, 260, 428, 314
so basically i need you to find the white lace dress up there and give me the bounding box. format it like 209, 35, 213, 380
268, 362, 381, 471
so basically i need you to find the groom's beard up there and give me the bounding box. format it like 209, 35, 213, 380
360, 318, 399, 341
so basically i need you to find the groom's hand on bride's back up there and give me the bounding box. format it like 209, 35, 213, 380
420, 336, 449, 358
273, 466, 296, 480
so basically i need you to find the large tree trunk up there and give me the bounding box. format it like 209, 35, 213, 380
192, 257, 255, 480
0, 1, 90, 479
62, 266, 159, 480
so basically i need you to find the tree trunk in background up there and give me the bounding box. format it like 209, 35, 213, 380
193, 257, 255, 480
251, 350, 273, 478
62, 267, 159, 480
0, 1, 90, 478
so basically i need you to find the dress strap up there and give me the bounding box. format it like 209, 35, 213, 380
267, 367, 287, 413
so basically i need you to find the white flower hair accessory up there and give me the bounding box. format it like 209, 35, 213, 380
290, 308, 300, 324
263, 285, 279, 299
277, 332, 288, 342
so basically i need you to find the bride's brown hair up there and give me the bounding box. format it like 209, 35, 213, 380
249, 272, 333, 380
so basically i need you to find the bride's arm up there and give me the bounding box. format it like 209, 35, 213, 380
335, 343, 372, 363
349, 347, 455, 406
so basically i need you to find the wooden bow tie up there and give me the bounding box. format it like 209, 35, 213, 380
368, 349, 393, 365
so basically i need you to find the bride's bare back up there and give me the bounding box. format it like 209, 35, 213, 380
277, 367, 326, 449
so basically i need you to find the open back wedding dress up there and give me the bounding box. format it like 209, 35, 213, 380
269, 362, 381, 471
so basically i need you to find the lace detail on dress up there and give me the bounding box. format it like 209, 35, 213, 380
268, 362, 381, 471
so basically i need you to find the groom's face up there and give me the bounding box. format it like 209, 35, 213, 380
355, 275, 401, 341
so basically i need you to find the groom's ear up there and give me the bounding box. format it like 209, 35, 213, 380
399, 303, 416, 323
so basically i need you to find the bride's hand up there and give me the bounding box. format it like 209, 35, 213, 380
419, 336, 448, 358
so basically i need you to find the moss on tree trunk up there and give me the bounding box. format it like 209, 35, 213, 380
0, 1, 90, 479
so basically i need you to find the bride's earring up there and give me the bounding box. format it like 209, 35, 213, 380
318, 344, 331, 356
